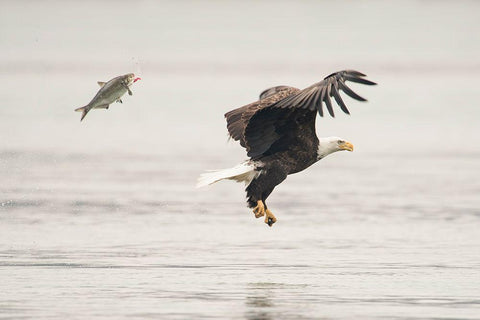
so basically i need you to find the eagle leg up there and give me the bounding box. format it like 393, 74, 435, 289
253, 200, 265, 218
265, 209, 277, 227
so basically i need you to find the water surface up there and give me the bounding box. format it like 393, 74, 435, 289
1, 1, 480, 319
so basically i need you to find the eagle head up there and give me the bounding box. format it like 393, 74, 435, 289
317, 137, 354, 160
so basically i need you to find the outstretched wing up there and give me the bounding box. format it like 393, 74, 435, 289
259, 85, 292, 100
244, 70, 376, 158
270, 70, 376, 117
225, 86, 300, 148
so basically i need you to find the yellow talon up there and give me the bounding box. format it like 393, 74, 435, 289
265, 209, 277, 227
253, 200, 265, 218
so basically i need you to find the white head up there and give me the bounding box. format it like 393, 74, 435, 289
317, 136, 354, 160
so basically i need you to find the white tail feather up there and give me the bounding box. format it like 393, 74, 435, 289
196, 161, 259, 188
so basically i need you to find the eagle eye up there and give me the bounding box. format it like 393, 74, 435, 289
337, 140, 344, 144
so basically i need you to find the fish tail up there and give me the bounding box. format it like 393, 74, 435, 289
74, 105, 91, 122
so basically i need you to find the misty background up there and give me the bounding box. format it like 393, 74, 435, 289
1, 1, 479, 319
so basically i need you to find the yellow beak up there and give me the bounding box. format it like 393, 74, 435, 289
339, 141, 354, 152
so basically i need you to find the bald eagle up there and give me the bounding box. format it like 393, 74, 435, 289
198, 70, 376, 226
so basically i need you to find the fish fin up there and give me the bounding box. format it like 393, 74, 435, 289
116, 99, 123, 104
94, 104, 109, 109
80, 109, 88, 121
97, 81, 106, 87
128, 88, 133, 96
74, 105, 90, 122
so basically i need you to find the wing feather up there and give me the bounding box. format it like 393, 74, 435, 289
338, 81, 367, 101
344, 74, 377, 86
324, 85, 335, 117
225, 70, 376, 158
317, 87, 326, 117
332, 82, 350, 115
268, 70, 376, 116
225, 86, 300, 147
306, 87, 321, 111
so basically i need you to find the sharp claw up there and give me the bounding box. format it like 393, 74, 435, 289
254, 211, 264, 218
253, 200, 265, 218
264, 209, 277, 227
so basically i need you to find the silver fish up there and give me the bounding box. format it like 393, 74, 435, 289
75, 73, 141, 121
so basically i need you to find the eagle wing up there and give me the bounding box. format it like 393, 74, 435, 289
225, 86, 300, 148
258, 85, 293, 100
226, 70, 376, 158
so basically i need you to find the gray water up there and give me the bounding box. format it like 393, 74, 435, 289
1, 1, 480, 319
